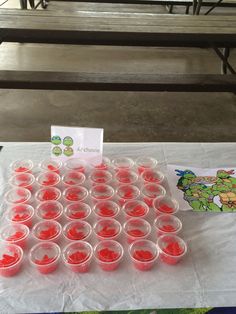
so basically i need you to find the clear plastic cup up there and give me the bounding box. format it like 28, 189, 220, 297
0, 224, 30, 249
116, 184, 140, 206
9, 173, 35, 192
153, 196, 179, 215
122, 200, 149, 220
0, 243, 23, 277
36, 171, 60, 187
93, 218, 122, 241
90, 184, 114, 203
89, 170, 113, 186
63, 186, 88, 202
129, 239, 159, 271
64, 202, 91, 220
5, 187, 31, 205
36, 201, 63, 221
93, 201, 120, 219
114, 170, 138, 185
29, 242, 61, 274
141, 184, 166, 207
6, 204, 34, 228
154, 214, 182, 237
35, 187, 61, 202
123, 218, 151, 244
62, 171, 86, 187
64, 158, 87, 174
62, 241, 93, 273
157, 234, 187, 265
10, 159, 33, 174
90, 156, 111, 171
39, 158, 63, 174
112, 157, 134, 172
94, 240, 124, 271
141, 169, 164, 185
63, 221, 92, 241
32, 220, 62, 243
135, 157, 158, 174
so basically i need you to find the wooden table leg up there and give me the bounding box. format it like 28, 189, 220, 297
195, 0, 203, 14
19, 0, 27, 9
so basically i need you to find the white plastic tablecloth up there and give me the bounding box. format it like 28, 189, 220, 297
0, 142, 236, 314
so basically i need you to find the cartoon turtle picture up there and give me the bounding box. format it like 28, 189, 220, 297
63, 147, 74, 157
63, 136, 73, 147
51, 135, 62, 145
52, 146, 62, 157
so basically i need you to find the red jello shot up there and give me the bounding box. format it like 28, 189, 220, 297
153, 195, 179, 216
6, 204, 34, 227
0, 243, 23, 277
94, 218, 122, 241
62, 241, 93, 273
157, 235, 187, 265
154, 214, 182, 237
36, 171, 60, 187
93, 200, 120, 219
63, 186, 88, 203
90, 156, 111, 171
36, 201, 63, 221
32, 220, 62, 243
112, 157, 134, 172
123, 218, 151, 244
63, 221, 92, 241
116, 184, 140, 206
94, 240, 124, 271
40, 158, 63, 174
29, 242, 61, 274
10, 159, 33, 174
141, 184, 166, 207
89, 170, 113, 186
141, 169, 164, 185
114, 170, 138, 185
64, 158, 87, 174
9, 173, 35, 192
90, 184, 114, 203
129, 239, 158, 271
135, 156, 158, 175
0, 224, 30, 249
123, 200, 149, 220
5, 187, 31, 205
35, 187, 61, 202
65, 202, 91, 220
62, 171, 86, 187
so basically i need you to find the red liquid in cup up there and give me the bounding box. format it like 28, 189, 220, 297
67, 226, 86, 240
38, 226, 58, 240
159, 204, 175, 214
0, 252, 21, 276
35, 254, 58, 274
67, 251, 90, 272
161, 242, 184, 265
98, 248, 120, 271
97, 226, 117, 238
133, 250, 155, 271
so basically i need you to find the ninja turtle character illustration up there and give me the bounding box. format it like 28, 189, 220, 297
63, 147, 74, 157
52, 146, 62, 157
176, 169, 197, 191
51, 135, 61, 145
63, 136, 73, 147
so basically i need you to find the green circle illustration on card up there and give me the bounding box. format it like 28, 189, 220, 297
63, 136, 74, 147
63, 147, 74, 157
52, 146, 62, 157
51, 135, 62, 145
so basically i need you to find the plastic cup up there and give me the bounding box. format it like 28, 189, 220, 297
90, 184, 114, 203
62, 171, 86, 187
90, 156, 111, 171
141, 169, 164, 185
63, 221, 92, 241
135, 157, 158, 174
122, 200, 149, 220
112, 157, 134, 172
157, 234, 187, 265
89, 170, 113, 186
6, 204, 34, 228
123, 218, 151, 244
93, 218, 122, 241
63, 186, 88, 202
0, 243, 23, 277
39, 158, 62, 174
64, 158, 87, 174
0, 224, 30, 249
65, 202, 91, 220
10, 159, 33, 174
93, 200, 120, 219
153, 196, 179, 216
36, 171, 60, 187
141, 184, 166, 207
32, 220, 62, 243
5, 187, 31, 205
154, 214, 182, 237
114, 170, 138, 185
35, 187, 61, 202
9, 173, 35, 192
116, 184, 140, 206
129, 239, 158, 271
36, 201, 63, 221
29, 242, 61, 274
94, 240, 124, 271
62, 241, 93, 273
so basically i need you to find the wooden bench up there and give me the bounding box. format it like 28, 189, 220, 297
0, 9, 235, 92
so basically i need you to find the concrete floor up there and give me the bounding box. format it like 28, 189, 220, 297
0, 0, 235, 142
